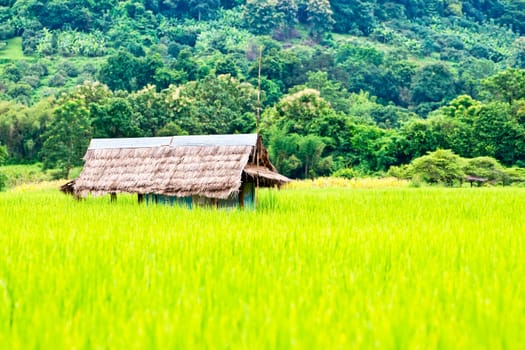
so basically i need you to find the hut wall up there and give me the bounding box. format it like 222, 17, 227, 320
145, 194, 192, 208
143, 181, 255, 209
241, 181, 255, 209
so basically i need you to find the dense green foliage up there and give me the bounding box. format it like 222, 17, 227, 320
409, 149, 465, 185
1, 187, 525, 348
41, 99, 91, 177
0, 148, 5, 191
389, 149, 525, 186
0, 1, 524, 178
0, 144, 6, 165
0, 145, 7, 189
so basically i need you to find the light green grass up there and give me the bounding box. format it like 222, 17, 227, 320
0, 164, 82, 189
0, 164, 52, 188
0, 187, 524, 349
0, 37, 24, 60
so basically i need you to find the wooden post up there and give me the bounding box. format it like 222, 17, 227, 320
239, 185, 245, 210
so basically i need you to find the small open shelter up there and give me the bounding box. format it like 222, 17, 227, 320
72, 134, 289, 208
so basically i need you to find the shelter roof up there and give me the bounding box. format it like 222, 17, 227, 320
88, 134, 258, 150
74, 134, 288, 199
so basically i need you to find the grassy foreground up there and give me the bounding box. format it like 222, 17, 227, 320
0, 186, 524, 349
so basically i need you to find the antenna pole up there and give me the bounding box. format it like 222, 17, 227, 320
255, 46, 264, 209
256, 45, 263, 134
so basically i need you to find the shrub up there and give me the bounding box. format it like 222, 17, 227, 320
502, 167, 525, 186
0, 164, 53, 188
48, 73, 66, 87
387, 164, 411, 179
333, 166, 375, 179
127, 42, 145, 57
167, 42, 182, 57
83, 63, 97, 75
463, 156, 506, 183
156, 122, 188, 137
7, 82, 32, 100
57, 61, 79, 77
0, 171, 6, 191
332, 168, 355, 180
29, 62, 49, 77
409, 149, 464, 186
21, 75, 41, 88
3, 63, 22, 82
169, 27, 198, 47
0, 145, 7, 165
0, 23, 15, 40
389, 152, 525, 187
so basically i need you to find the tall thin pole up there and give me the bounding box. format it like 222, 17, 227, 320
256, 45, 263, 135
255, 46, 263, 208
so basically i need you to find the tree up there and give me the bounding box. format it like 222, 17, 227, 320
396, 119, 440, 162
330, 0, 375, 35
130, 85, 173, 137
297, 134, 331, 178
267, 130, 332, 178
171, 48, 200, 82
172, 75, 258, 135
410, 63, 457, 107
31, 0, 93, 31
97, 51, 165, 92
268, 131, 303, 178
482, 68, 525, 104
243, 0, 282, 35
306, 0, 334, 41
510, 37, 525, 68
0, 99, 54, 162
98, 51, 140, 91
91, 97, 141, 138
275, 0, 298, 39
348, 122, 397, 172
409, 149, 464, 186
297, 71, 352, 114
41, 100, 91, 178
381, 59, 417, 106
215, 56, 239, 77
156, 121, 188, 136
471, 102, 523, 165
428, 95, 481, 158
189, 0, 220, 21
263, 89, 338, 136
276, 0, 297, 27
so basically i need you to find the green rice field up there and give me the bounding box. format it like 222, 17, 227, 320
1, 185, 524, 349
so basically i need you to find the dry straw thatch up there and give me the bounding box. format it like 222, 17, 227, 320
74, 134, 289, 199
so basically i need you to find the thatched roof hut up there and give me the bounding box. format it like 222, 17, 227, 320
73, 134, 289, 207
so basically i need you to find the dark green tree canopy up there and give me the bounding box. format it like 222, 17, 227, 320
0, 0, 524, 180
41, 99, 91, 177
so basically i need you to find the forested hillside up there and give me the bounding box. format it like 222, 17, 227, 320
0, 0, 524, 179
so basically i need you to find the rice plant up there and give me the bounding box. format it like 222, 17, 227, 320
0, 186, 524, 349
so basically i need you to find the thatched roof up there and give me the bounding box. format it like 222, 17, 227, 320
60, 180, 76, 195
244, 165, 290, 187
74, 134, 289, 198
